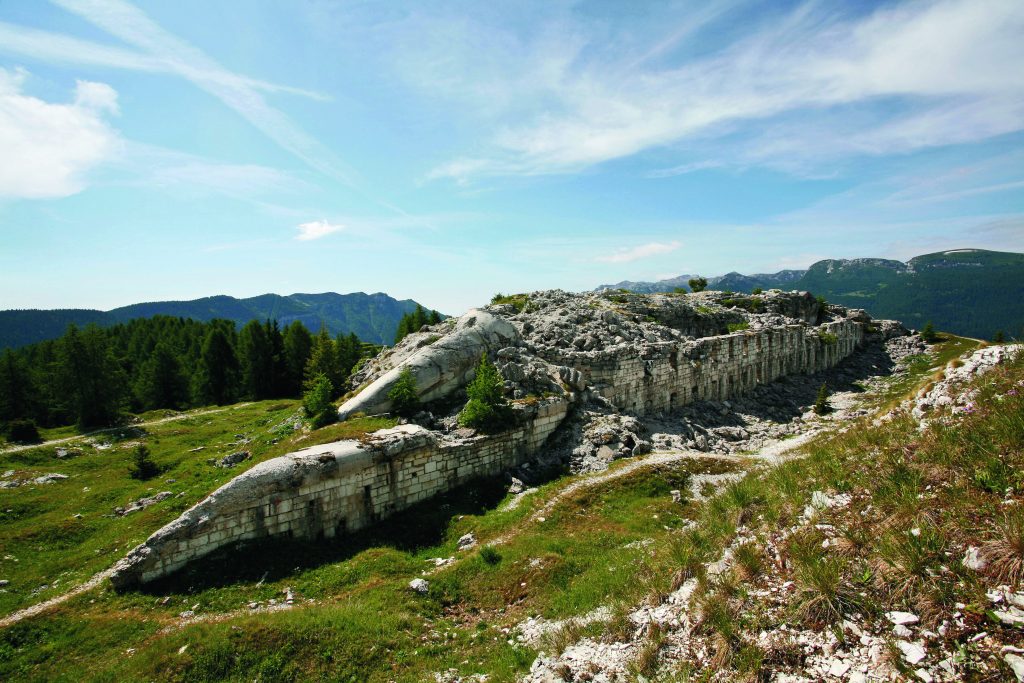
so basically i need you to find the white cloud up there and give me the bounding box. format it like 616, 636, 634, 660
49, 0, 351, 184
422, 0, 1024, 181
0, 68, 121, 199
295, 220, 344, 241
595, 241, 682, 264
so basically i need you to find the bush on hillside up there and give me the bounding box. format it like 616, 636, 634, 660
388, 367, 420, 417
458, 354, 513, 433
5, 419, 41, 444
128, 444, 160, 480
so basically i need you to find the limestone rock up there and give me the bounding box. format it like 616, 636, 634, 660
338, 309, 521, 421
409, 578, 429, 594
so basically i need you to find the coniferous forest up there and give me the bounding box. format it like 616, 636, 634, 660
0, 316, 378, 433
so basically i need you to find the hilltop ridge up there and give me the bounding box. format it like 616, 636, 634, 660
596, 248, 1024, 339
0, 291, 439, 348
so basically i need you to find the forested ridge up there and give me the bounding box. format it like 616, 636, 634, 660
0, 315, 380, 434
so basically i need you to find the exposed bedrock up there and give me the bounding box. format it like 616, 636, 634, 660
337, 309, 520, 421
111, 289, 907, 588
110, 397, 569, 588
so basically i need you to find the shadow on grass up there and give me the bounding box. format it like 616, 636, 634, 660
137, 474, 511, 596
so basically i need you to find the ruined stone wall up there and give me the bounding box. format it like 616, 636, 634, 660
569, 320, 863, 415
112, 399, 569, 586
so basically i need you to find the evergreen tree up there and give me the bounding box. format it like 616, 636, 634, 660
388, 367, 420, 416
458, 354, 512, 432
920, 321, 938, 343
305, 327, 340, 395
0, 349, 33, 422
55, 325, 126, 429
195, 327, 239, 405
238, 320, 274, 399
135, 342, 188, 410
813, 383, 832, 415
302, 373, 336, 428
336, 331, 361, 384
282, 320, 313, 397
688, 277, 708, 293
264, 320, 287, 397
429, 309, 442, 325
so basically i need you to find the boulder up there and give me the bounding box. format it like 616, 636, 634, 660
338, 309, 520, 421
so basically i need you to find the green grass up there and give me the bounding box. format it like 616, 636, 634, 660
0, 402, 401, 617
2, 337, 1019, 681
0, 454, 741, 682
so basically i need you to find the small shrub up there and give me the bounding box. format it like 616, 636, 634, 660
458, 354, 513, 433
789, 539, 859, 624
479, 545, 502, 565
920, 321, 938, 343
688, 277, 708, 293
752, 287, 763, 295
727, 321, 750, 333
490, 293, 528, 312
128, 444, 160, 480
993, 330, 1006, 343
984, 508, 1024, 587
387, 366, 420, 417
813, 383, 832, 415
303, 374, 333, 419
732, 541, 763, 582
4, 419, 40, 444
819, 332, 838, 346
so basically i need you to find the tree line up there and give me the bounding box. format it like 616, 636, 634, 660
393, 305, 443, 345
0, 316, 379, 432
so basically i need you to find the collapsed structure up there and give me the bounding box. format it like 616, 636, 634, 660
110, 289, 906, 588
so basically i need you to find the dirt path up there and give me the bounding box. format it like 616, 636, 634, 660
0, 567, 117, 628
0, 404, 254, 455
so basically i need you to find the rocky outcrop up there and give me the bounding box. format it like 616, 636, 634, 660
337, 309, 520, 421
112, 288, 904, 587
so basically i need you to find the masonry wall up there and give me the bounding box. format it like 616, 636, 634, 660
115, 398, 569, 586
572, 320, 863, 415
115, 317, 865, 587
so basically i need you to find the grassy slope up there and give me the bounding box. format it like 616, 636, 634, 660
6, 335, 1023, 681
0, 402, 395, 617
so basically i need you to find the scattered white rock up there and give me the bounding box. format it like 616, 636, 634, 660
886, 611, 920, 626
962, 546, 987, 571
898, 640, 927, 665
409, 578, 430, 594
1006, 653, 1024, 681
457, 533, 477, 550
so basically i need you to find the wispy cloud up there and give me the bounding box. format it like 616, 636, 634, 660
0, 67, 121, 199
0, 21, 329, 100
594, 241, 682, 264
295, 220, 344, 241
421, 0, 1024, 182
48, 0, 351, 184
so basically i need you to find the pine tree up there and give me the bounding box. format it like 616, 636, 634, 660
0, 349, 33, 422
921, 321, 938, 343
305, 327, 340, 395
429, 309, 442, 325
388, 366, 420, 416
302, 373, 336, 428
238, 320, 274, 400
55, 325, 126, 429
458, 354, 511, 432
282, 321, 313, 397
135, 342, 188, 410
688, 277, 708, 293
813, 382, 831, 415
195, 327, 239, 405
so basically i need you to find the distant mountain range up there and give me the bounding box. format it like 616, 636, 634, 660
0, 292, 437, 349
597, 249, 1024, 340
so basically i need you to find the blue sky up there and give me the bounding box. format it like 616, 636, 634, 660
0, 0, 1022, 315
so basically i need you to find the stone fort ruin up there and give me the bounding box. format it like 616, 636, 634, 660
110, 289, 906, 587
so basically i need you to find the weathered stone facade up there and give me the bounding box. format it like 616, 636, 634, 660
110, 398, 568, 587
561, 320, 862, 414
111, 289, 897, 587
